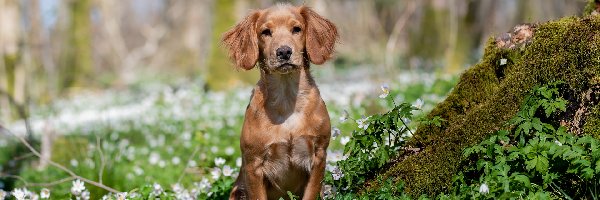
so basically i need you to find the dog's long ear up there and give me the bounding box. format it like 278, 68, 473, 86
300, 6, 339, 65
222, 11, 261, 70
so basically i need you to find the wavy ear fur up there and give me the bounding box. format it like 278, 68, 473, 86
222, 11, 261, 70
300, 7, 339, 65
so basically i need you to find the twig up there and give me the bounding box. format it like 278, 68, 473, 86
0, 89, 33, 142
383, 0, 417, 71
399, 117, 414, 137
0, 125, 121, 193
0, 173, 30, 186
177, 146, 201, 183
12, 152, 35, 161
1, 173, 75, 188
96, 135, 106, 184
27, 177, 75, 188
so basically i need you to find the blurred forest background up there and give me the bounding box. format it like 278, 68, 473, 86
0, 0, 588, 124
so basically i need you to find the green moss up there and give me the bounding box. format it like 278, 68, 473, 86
370, 16, 600, 196
583, 105, 600, 139
584, 0, 598, 16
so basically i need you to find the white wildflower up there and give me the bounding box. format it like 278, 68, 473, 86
214, 157, 226, 166
128, 192, 140, 199
197, 178, 211, 193
172, 156, 181, 165
80, 190, 90, 200
322, 185, 335, 199
210, 146, 218, 153
151, 183, 163, 197
187, 160, 197, 167
12, 188, 27, 200
158, 160, 166, 168
414, 98, 424, 109
479, 183, 489, 194
500, 58, 507, 66
379, 84, 390, 98
356, 116, 369, 130
116, 192, 127, 200
133, 166, 144, 175
40, 188, 50, 199
339, 110, 349, 123
0, 190, 7, 200
225, 147, 235, 155
331, 127, 341, 138
71, 179, 85, 196
222, 165, 234, 177
171, 183, 184, 193
149, 152, 160, 165
70, 159, 79, 167
31, 193, 40, 200
331, 166, 344, 180
340, 136, 351, 146
211, 167, 221, 180
554, 140, 563, 146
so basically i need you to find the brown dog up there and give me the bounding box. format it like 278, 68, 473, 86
222, 4, 338, 200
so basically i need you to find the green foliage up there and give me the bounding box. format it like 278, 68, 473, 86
450, 82, 600, 199
378, 15, 600, 195
332, 178, 413, 200
333, 101, 417, 191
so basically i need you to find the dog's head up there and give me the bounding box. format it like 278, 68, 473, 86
222, 4, 338, 74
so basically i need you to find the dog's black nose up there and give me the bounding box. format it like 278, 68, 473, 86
276, 46, 293, 60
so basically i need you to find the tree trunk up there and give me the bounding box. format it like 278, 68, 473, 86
58, 0, 93, 91
0, 0, 21, 122
206, 0, 259, 91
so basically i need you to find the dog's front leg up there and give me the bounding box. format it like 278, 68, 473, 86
244, 158, 267, 200
302, 146, 327, 200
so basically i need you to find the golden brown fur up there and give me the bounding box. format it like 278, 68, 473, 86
222, 4, 338, 200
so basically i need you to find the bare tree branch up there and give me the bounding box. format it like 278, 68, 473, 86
0, 125, 121, 194
95, 135, 106, 185
0, 89, 33, 141
384, 0, 417, 71
1, 173, 75, 188
177, 146, 200, 183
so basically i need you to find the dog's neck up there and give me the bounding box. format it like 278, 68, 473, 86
256, 64, 316, 123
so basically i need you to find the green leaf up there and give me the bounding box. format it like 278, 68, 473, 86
519, 122, 532, 135
582, 168, 594, 179
525, 157, 537, 171
512, 174, 531, 187
573, 159, 591, 167
535, 156, 549, 173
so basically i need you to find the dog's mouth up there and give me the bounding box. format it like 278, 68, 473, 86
275, 63, 298, 74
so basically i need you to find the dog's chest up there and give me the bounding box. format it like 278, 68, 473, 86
262, 135, 315, 191
278, 112, 303, 132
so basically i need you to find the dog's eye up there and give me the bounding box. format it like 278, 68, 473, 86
292, 26, 301, 34
261, 29, 272, 36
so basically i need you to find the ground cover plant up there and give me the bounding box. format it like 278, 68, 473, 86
0, 73, 456, 199
1, 1, 599, 199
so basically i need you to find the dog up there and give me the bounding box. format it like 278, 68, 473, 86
222, 4, 338, 200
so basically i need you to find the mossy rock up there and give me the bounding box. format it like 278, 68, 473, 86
366, 15, 600, 196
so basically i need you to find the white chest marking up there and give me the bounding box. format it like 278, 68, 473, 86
280, 112, 302, 132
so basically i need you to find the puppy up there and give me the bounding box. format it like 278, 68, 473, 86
222, 4, 338, 200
